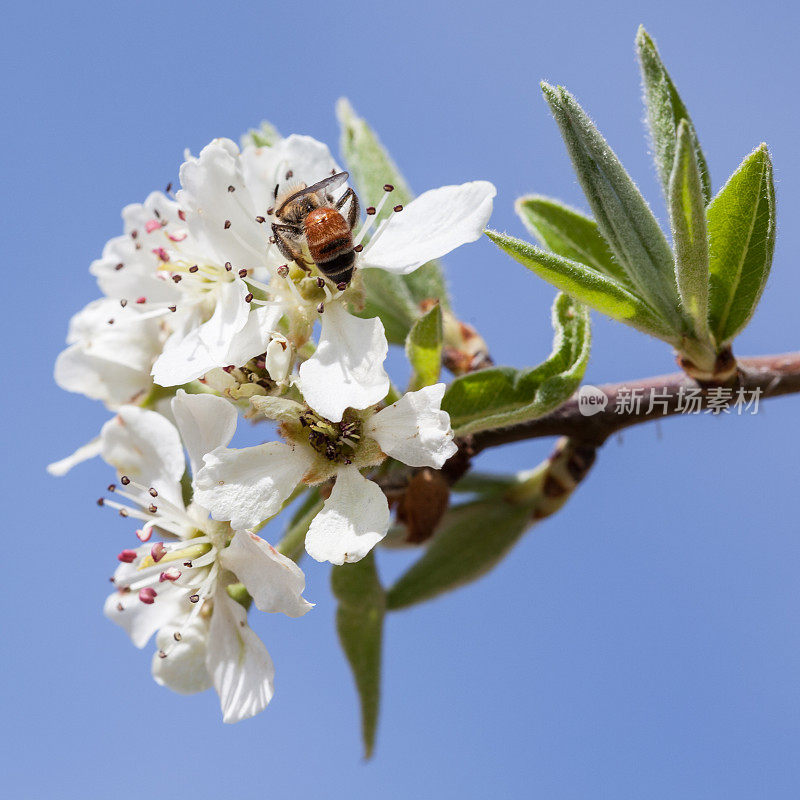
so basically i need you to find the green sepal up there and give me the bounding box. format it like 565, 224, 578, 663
276, 489, 323, 563
636, 26, 712, 205
241, 120, 282, 149
331, 553, 385, 759
405, 303, 443, 390
442, 292, 591, 436
707, 144, 776, 345
354, 267, 420, 345
668, 120, 711, 340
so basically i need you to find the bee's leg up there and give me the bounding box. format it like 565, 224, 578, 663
335, 188, 360, 230
271, 223, 310, 271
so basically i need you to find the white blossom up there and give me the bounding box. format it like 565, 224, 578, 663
195, 384, 457, 565
102, 394, 312, 723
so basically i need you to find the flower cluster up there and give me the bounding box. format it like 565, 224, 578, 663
52, 127, 494, 721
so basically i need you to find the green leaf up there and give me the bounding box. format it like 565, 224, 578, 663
276, 489, 322, 562
442, 291, 592, 436
541, 82, 683, 329
332, 553, 385, 759
353, 267, 419, 345
486, 230, 674, 342
515, 195, 631, 287
636, 27, 712, 205
405, 303, 443, 390
241, 120, 282, 149
707, 144, 776, 345
336, 98, 449, 308
386, 494, 534, 610
668, 120, 710, 339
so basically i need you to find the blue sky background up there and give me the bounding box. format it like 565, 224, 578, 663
3, 0, 800, 797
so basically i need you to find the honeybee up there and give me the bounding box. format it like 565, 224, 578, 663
271, 171, 360, 287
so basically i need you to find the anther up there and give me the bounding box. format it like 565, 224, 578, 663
121, 476, 130, 485
337, 281, 348, 291
255, 216, 266, 223
173, 632, 182, 642
158, 650, 167, 658
266, 207, 274, 216
168, 305, 176, 312
119, 299, 127, 308
107, 483, 116, 492
393, 204, 404, 212
366, 206, 376, 215
224, 261, 232, 271
118, 549, 137, 563
139, 587, 157, 604
115, 262, 124, 271
160, 568, 181, 582
245, 293, 254, 303
151, 542, 166, 563
166, 182, 173, 193
116, 602, 124, 612
172, 275, 182, 283
189, 594, 200, 603
269, 236, 276, 244
149, 488, 158, 497
228, 185, 235, 192
354, 244, 363, 253
183, 561, 193, 568
285, 170, 293, 179
178, 209, 186, 221
384, 184, 394, 192
107, 319, 114, 325
316, 277, 325, 288
148, 504, 158, 513
317, 302, 325, 314
119, 508, 129, 518
188, 265, 199, 273
136, 528, 151, 542
277, 264, 289, 277
136, 296, 146, 304
224, 220, 231, 229
97, 498, 104, 506
238, 268, 247, 278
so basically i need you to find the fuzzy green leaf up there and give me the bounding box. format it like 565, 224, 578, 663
386, 494, 534, 610
442, 291, 591, 436
707, 144, 776, 345
541, 82, 684, 329
668, 120, 711, 339
515, 195, 631, 287
487, 230, 674, 342
405, 303, 443, 390
636, 27, 712, 205
336, 98, 449, 308
332, 553, 385, 759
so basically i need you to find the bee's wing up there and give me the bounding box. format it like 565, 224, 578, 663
276, 171, 349, 216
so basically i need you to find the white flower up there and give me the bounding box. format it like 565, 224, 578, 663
294, 180, 496, 422
194, 384, 457, 565
102, 393, 312, 723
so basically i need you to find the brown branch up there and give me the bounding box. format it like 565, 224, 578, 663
465, 352, 800, 454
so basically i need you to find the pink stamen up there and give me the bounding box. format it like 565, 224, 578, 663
117, 549, 137, 563
139, 587, 157, 604
151, 542, 167, 563
152, 247, 169, 262
160, 568, 181, 582
145, 219, 161, 233
136, 528, 152, 543
135, 296, 147, 304
167, 231, 187, 242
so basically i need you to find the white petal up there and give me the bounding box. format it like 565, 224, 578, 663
194, 443, 312, 531
152, 326, 218, 387
100, 407, 185, 506
366, 384, 457, 469
171, 390, 238, 476
197, 280, 250, 361
220, 531, 313, 617
222, 302, 283, 367
361, 181, 496, 274
206, 587, 275, 723
151, 616, 213, 695
305, 465, 390, 565
298, 303, 389, 423
47, 434, 103, 476
104, 577, 191, 649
